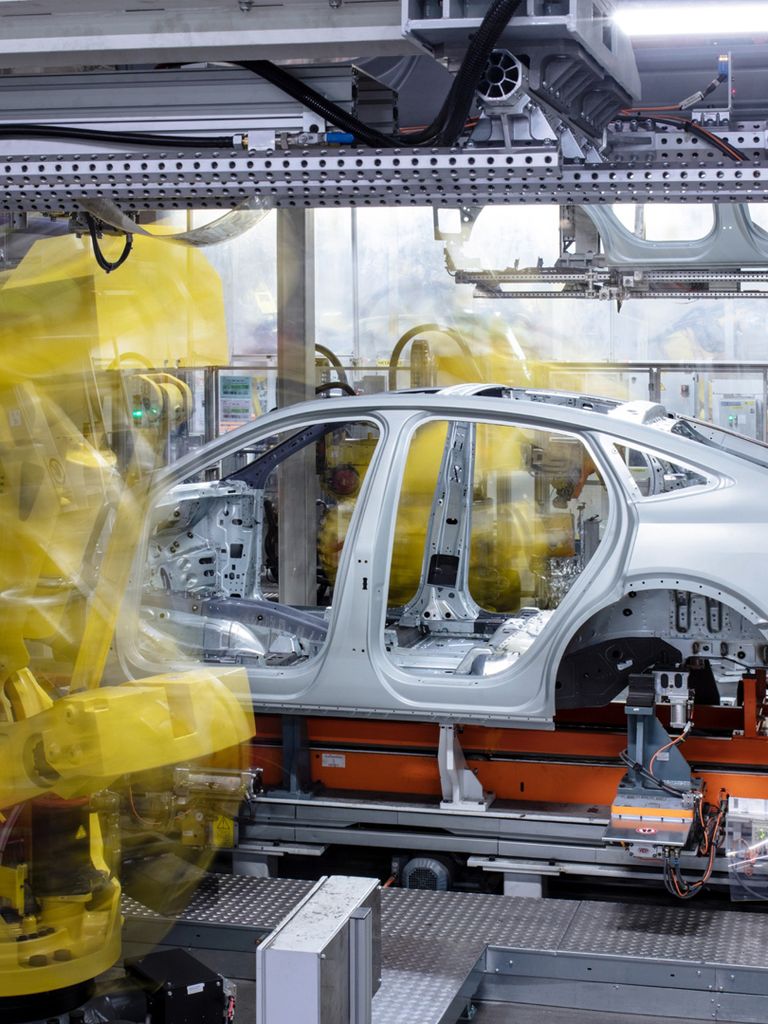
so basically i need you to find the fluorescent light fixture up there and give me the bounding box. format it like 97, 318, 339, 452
613, 2, 768, 37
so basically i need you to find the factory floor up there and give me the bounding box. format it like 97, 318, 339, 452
124, 874, 757, 1024
474, 1008, 692, 1024
229, 981, 693, 1024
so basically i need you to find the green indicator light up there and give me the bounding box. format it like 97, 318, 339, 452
132, 409, 143, 419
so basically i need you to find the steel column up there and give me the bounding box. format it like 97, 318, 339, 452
276, 209, 317, 608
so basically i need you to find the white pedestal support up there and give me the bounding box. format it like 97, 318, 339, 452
256, 875, 381, 1024
438, 724, 494, 811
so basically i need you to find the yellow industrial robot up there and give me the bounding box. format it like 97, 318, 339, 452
0, 230, 254, 1022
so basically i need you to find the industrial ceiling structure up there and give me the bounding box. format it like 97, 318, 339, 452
0, 0, 766, 212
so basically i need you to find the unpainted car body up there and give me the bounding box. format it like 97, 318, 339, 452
116, 385, 768, 727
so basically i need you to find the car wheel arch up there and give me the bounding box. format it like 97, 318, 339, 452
552, 575, 768, 711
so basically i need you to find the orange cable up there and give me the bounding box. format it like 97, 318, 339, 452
649, 725, 688, 779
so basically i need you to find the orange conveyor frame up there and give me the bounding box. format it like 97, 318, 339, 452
250, 672, 768, 808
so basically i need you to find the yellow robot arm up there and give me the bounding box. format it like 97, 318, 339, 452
0, 666, 253, 809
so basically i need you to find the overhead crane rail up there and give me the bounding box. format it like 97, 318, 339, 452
6, 141, 768, 212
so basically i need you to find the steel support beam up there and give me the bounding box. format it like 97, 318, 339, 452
276, 209, 317, 607
276, 209, 316, 409
5, 145, 768, 211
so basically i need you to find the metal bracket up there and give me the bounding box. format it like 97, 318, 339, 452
438, 724, 494, 811
281, 716, 313, 797
349, 907, 373, 1024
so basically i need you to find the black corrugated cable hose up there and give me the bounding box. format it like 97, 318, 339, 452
239, 0, 525, 148
237, 59, 392, 148
432, 0, 526, 145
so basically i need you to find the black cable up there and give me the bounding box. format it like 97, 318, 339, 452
664, 856, 705, 900
614, 113, 746, 162
315, 344, 351, 388
0, 123, 235, 148
388, 323, 481, 391
237, 60, 393, 148
84, 213, 133, 274
434, 0, 525, 146
238, 0, 524, 148
618, 749, 689, 798
664, 802, 724, 899
315, 381, 356, 397
666, 844, 717, 899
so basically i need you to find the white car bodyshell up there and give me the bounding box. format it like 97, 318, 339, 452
117, 387, 768, 728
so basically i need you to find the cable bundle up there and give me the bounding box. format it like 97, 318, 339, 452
663, 799, 725, 900
239, 0, 525, 148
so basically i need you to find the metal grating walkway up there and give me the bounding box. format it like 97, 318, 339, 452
372, 890, 578, 1024
123, 877, 768, 1024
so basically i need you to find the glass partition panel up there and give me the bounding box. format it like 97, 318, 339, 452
660, 370, 766, 441
548, 367, 651, 402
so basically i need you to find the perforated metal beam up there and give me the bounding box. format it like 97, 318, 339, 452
4, 146, 768, 212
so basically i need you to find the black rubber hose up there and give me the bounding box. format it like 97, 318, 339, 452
388, 324, 481, 391
0, 123, 235, 148
238, 60, 394, 148
315, 381, 356, 397
315, 343, 351, 388
436, 0, 525, 145
85, 213, 133, 273
239, 1, 524, 149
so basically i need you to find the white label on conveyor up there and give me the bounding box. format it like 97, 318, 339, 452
321, 753, 346, 768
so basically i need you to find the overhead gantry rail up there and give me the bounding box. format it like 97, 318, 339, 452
4, 136, 768, 213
